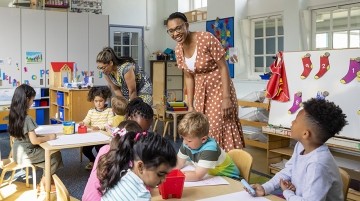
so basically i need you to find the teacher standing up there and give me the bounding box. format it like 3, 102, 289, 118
96, 47, 152, 105
166, 12, 244, 151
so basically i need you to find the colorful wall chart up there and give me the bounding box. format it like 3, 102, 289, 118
206, 17, 234, 78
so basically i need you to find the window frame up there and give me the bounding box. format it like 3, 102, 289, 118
311, 3, 360, 50
250, 15, 284, 77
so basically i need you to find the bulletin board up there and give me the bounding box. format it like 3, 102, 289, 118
206, 17, 234, 78
268, 49, 360, 141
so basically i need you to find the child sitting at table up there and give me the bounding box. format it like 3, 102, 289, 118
79, 86, 113, 170
82, 97, 154, 201
82, 120, 142, 201
97, 131, 177, 201
250, 98, 347, 200
111, 96, 128, 127
176, 112, 240, 181
8, 84, 63, 192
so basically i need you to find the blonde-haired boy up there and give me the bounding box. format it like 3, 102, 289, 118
176, 112, 240, 181
111, 96, 128, 127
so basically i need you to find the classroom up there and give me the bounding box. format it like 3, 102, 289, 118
0, 0, 360, 200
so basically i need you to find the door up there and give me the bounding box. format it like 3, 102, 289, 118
109, 26, 144, 71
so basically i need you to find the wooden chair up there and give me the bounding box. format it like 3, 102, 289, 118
0, 137, 36, 200
153, 104, 173, 137
52, 174, 70, 201
339, 168, 350, 200
228, 149, 253, 182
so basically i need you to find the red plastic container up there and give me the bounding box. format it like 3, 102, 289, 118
78, 125, 87, 134
158, 169, 185, 199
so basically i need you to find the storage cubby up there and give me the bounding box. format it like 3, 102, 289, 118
49, 87, 93, 123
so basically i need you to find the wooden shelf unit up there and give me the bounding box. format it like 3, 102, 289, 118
238, 99, 270, 150
150, 61, 184, 105
263, 131, 292, 174
49, 87, 93, 122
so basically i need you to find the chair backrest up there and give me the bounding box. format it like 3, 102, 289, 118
339, 168, 350, 200
228, 149, 253, 182
155, 104, 167, 119
52, 174, 70, 201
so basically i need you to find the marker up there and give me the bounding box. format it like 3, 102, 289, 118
241, 179, 256, 197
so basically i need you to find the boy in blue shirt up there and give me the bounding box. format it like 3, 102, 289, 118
176, 112, 240, 181
251, 98, 347, 200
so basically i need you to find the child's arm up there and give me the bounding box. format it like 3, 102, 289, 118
28, 131, 56, 145
183, 166, 208, 182
175, 156, 187, 169
81, 110, 92, 126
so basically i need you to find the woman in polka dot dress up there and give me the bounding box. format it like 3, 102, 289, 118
166, 12, 244, 151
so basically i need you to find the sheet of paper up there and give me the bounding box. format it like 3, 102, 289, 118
35, 125, 63, 135
196, 191, 271, 201
47, 132, 110, 146
184, 176, 229, 187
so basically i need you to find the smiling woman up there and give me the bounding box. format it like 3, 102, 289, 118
96, 47, 153, 105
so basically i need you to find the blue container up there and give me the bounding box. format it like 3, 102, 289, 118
33, 100, 41, 107
36, 109, 45, 125
59, 107, 65, 121
57, 92, 64, 106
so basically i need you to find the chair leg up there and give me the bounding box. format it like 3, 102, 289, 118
31, 166, 36, 192
153, 119, 159, 132
8, 170, 16, 185
25, 167, 29, 187
163, 122, 169, 137
0, 168, 7, 187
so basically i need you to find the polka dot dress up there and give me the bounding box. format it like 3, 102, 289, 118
175, 32, 245, 152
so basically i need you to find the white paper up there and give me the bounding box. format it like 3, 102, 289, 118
35, 125, 63, 135
184, 176, 229, 187
196, 191, 271, 201
47, 132, 110, 146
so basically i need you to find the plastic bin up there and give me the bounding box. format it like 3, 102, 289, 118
59, 107, 65, 121
240, 109, 269, 122
33, 100, 40, 107
158, 169, 185, 199
57, 92, 64, 106
239, 91, 266, 103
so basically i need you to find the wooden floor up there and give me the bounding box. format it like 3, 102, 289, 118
0, 182, 79, 201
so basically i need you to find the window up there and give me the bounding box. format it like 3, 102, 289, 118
312, 3, 360, 50
179, 0, 207, 12
251, 16, 284, 73
109, 26, 144, 70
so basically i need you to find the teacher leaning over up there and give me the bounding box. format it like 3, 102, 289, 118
96, 47, 152, 105
166, 12, 244, 151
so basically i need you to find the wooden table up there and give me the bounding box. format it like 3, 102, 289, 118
39, 131, 110, 201
165, 110, 190, 141
151, 177, 284, 200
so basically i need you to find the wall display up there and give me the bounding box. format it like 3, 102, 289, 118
206, 17, 234, 78
26, 51, 43, 64
268, 49, 360, 141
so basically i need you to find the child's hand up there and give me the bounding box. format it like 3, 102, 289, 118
91, 126, 100, 131
249, 184, 265, 196
280, 179, 296, 192
49, 134, 57, 141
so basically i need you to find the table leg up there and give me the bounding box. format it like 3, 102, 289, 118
45, 150, 51, 201
173, 114, 177, 142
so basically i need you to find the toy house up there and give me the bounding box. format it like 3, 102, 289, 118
49, 62, 75, 87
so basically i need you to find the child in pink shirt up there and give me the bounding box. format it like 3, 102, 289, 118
82, 98, 154, 201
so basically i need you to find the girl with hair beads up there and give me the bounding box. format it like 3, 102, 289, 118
82, 120, 142, 201
125, 97, 154, 131
80, 86, 113, 170
9, 84, 63, 192
97, 131, 177, 201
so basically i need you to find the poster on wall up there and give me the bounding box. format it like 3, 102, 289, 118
206, 17, 234, 78
26, 51, 43, 64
